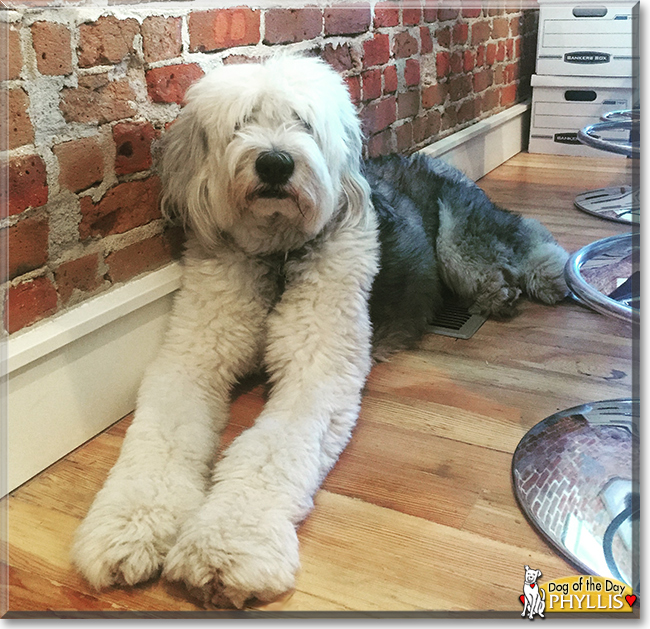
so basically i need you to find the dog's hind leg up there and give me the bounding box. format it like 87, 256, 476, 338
435, 197, 568, 318
72, 244, 269, 590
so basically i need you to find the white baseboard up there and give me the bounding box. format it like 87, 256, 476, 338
4, 103, 530, 494
421, 102, 531, 181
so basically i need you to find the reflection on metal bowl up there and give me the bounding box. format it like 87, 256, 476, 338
512, 399, 639, 590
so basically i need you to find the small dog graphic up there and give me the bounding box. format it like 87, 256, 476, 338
522, 565, 546, 619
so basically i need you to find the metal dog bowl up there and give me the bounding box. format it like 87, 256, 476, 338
512, 399, 639, 589
564, 233, 639, 324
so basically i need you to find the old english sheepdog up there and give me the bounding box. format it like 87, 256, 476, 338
72, 54, 568, 607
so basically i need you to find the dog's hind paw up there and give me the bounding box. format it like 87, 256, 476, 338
163, 506, 299, 609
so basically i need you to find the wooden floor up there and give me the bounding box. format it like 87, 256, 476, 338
3, 152, 635, 617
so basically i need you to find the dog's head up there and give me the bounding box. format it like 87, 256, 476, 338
524, 566, 542, 585
159, 54, 369, 255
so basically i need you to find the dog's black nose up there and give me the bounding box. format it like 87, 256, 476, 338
255, 150, 295, 186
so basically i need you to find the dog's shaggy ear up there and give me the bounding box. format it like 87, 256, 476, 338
336, 81, 371, 223
158, 107, 219, 248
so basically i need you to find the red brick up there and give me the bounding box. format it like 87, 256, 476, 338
462, 8, 482, 18
146, 64, 204, 105
361, 96, 396, 134
496, 41, 506, 62
54, 136, 104, 193
366, 128, 392, 158
1, 155, 48, 216
113, 122, 156, 175
80, 177, 162, 240
452, 22, 468, 45
0, 23, 22, 81
486, 42, 497, 66
397, 89, 419, 119
363, 33, 390, 67
457, 97, 479, 123
420, 26, 433, 54
361, 68, 381, 102
189, 7, 260, 52
472, 20, 492, 46
448, 74, 472, 101
322, 43, 354, 72
476, 44, 486, 67
374, 2, 399, 28
505, 62, 520, 83
60, 78, 137, 124
510, 15, 521, 37
4, 216, 48, 282
404, 58, 420, 86
264, 8, 322, 44
450, 52, 463, 74
383, 64, 398, 94
436, 26, 451, 48
423, 4, 437, 22
413, 109, 441, 143
402, 7, 422, 25
506, 38, 515, 60
422, 83, 445, 108
105, 234, 173, 283
2, 88, 34, 151
492, 17, 510, 39
54, 253, 101, 304
394, 31, 418, 58
344, 75, 361, 106
440, 106, 458, 131
78, 16, 139, 68
482, 87, 500, 112
436, 51, 450, 78
31, 21, 72, 76
5, 277, 58, 334
324, 5, 371, 36
473, 68, 493, 93
142, 16, 182, 63
437, 8, 459, 21
463, 50, 475, 72
396, 121, 413, 152
501, 83, 518, 106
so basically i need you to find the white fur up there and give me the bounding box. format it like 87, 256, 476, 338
72, 54, 380, 607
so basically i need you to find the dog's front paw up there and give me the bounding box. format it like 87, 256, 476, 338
72, 479, 202, 588
163, 506, 300, 609
72, 506, 175, 588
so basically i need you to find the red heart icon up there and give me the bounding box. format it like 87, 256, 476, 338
530, 583, 535, 588
625, 595, 637, 607
520, 595, 525, 605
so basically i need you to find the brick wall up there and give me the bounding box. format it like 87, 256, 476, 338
1, 1, 539, 334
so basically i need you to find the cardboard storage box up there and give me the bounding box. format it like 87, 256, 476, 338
528, 74, 635, 157
536, 1, 639, 77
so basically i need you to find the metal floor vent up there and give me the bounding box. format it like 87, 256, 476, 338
428, 299, 487, 339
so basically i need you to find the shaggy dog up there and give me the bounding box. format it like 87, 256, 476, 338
72, 54, 568, 608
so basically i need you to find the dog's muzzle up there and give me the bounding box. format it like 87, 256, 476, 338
255, 150, 295, 187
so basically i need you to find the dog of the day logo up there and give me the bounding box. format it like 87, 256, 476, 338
519, 568, 637, 617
